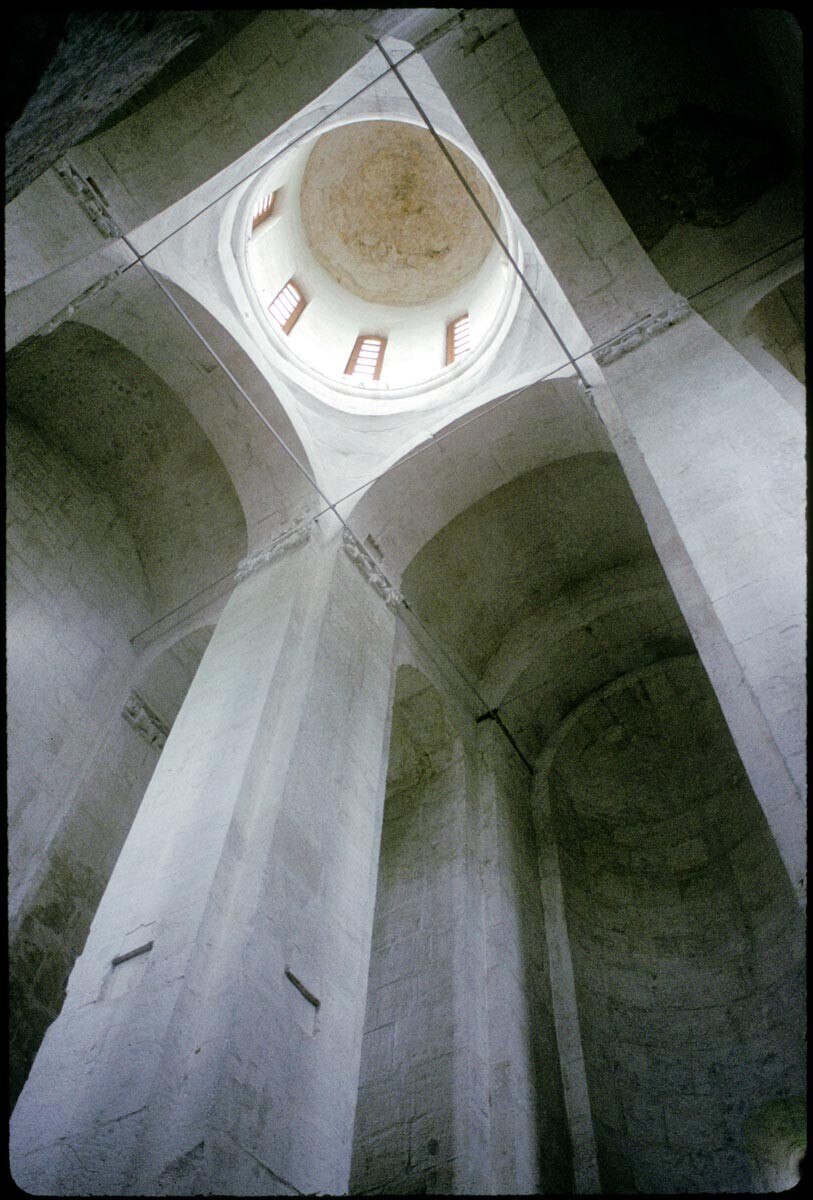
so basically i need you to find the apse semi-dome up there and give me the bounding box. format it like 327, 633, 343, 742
242, 117, 520, 407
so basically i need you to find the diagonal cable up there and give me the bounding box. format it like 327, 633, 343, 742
114, 34, 804, 773
121, 235, 539, 762
128, 225, 805, 650
375, 38, 592, 391
119, 234, 504, 734
118, 45, 421, 268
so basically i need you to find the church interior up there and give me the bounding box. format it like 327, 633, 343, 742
7, 9, 805, 1195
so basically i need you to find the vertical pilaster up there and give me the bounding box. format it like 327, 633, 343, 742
587, 310, 806, 902
477, 721, 573, 1194
531, 770, 601, 1193
11, 523, 399, 1196
447, 742, 494, 1195
349, 672, 494, 1196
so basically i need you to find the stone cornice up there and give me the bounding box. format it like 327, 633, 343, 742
235, 524, 312, 582
594, 297, 692, 366
36, 269, 124, 337
122, 691, 170, 749
342, 528, 403, 611
55, 159, 119, 239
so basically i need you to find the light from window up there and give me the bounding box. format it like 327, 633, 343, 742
345, 335, 386, 382
446, 314, 472, 365
269, 279, 306, 334
252, 192, 276, 230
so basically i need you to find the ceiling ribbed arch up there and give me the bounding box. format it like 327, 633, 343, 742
344, 375, 611, 581
374, 448, 698, 763
7, 318, 247, 616
66, 268, 322, 556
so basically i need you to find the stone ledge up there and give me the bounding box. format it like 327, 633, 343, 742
594, 297, 692, 366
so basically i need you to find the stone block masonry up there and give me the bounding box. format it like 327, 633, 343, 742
7, 10, 804, 1196
351, 675, 574, 1195
544, 657, 805, 1192
11, 530, 400, 1196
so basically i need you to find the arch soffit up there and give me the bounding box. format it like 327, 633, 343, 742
6, 319, 247, 615
132, 588, 231, 671
344, 375, 609, 581
397, 450, 666, 689
701, 254, 804, 340
390, 579, 691, 766
742, 261, 804, 328
6, 406, 154, 627
74, 268, 320, 553
500, 603, 696, 763
741, 267, 805, 362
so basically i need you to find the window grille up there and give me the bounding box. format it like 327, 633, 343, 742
345, 335, 387, 382
268, 279, 306, 334
252, 192, 276, 230
446, 314, 472, 365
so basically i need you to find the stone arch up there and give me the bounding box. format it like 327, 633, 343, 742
395, 450, 684, 708
742, 268, 805, 385
73, 267, 321, 555
7, 405, 157, 1113
699, 261, 805, 415
480, 559, 683, 709
60, 13, 373, 232
534, 655, 806, 1193
7, 316, 249, 615
7, 309, 248, 948
6, 407, 153, 930
343, 375, 610, 583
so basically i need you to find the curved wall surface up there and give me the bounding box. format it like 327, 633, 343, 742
541, 655, 806, 1192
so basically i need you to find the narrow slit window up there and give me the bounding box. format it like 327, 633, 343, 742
268, 279, 306, 334
345, 335, 386, 382
446, 314, 471, 365
252, 192, 276, 230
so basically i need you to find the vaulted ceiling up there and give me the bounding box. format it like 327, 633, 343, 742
401, 454, 694, 762
7, 320, 247, 613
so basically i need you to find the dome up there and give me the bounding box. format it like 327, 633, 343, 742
300, 121, 500, 306
242, 118, 520, 407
